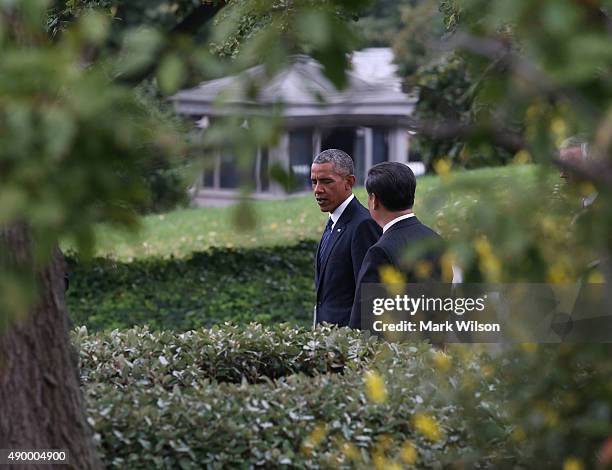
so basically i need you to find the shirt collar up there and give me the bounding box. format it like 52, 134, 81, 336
382, 213, 415, 233
329, 194, 354, 228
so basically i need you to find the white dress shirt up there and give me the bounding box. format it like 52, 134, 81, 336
382, 213, 415, 234
328, 193, 355, 229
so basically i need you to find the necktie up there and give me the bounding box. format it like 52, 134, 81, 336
318, 218, 334, 266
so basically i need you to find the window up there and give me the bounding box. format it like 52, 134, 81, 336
372, 127, 389, 165
289, 129, 314, 192
201, 149, 270, 192
258, 149, 269, 192
219, 151, 239, 189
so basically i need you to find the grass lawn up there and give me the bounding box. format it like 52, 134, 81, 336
74, 164, 542, 260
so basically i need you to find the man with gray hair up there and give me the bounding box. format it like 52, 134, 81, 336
311, 149, 381, 326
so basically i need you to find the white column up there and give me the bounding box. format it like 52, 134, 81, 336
364, 127, 373, 172
389, 128, 409, 163
313, 128, 322, 157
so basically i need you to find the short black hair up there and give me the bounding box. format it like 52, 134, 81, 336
313, 148, 354, 176
365, 162, 416, 211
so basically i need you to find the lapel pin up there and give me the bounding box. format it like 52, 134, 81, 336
337, 228, 342, 232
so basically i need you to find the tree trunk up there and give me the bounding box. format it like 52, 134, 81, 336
0, 224, 102, 470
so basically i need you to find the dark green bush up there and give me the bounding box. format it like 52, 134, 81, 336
67, 241, 316, 331
79, 325, 501, 469
78, 324, 612, 469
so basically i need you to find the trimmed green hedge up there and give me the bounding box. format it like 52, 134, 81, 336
78, 324, 611, 468
78, 325, 509, 469
77, 323, 378, 387
67, 241, 316, 331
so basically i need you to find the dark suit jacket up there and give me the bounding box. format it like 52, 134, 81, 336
315, 197, 381, 326
349, 216, 444, 329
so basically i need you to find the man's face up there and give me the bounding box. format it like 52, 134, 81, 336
559, 146, 584, 183
311, 162, 354, 213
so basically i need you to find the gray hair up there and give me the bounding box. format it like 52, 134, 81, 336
312, 149, 354, 176
560, 135, 589, 160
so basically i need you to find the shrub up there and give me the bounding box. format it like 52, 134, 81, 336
76, 324, 379, 387
67, 241, 316, 331
78, 325, 509, 468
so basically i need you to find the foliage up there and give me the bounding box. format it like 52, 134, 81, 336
76, 324, 379, 386
408, 54, 474, 167
424, 0, 612, 285
67, 242, 316, 331
78, 324, 612, 468
1, 0, 372, 322
79, 325, 505, 468
391, 0, 445, 78
390, 0, 476, 168
354, 0, 415, 47
403, 3, 612, 464
132, 82, 193, 213
0, 0, 185, 321
47, 0, 221, 41
485, 344, 612, 469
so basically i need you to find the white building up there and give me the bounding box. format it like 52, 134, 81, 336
172, 48, 418, 206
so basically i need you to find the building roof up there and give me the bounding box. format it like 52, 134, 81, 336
171, 49, 416, 127
351, 48, 403, 91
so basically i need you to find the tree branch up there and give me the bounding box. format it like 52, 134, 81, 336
408, 118, 525, 154
115, 2, 226, 86
447, 32, 601, 123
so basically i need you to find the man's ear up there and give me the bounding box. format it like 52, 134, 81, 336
346, 174, 356, 189
370, 193, 380, 210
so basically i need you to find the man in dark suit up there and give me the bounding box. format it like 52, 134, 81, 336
311, 149, 381, 327
349, 162, 444, 330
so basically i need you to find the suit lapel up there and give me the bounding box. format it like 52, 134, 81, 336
315, 198, 358, 290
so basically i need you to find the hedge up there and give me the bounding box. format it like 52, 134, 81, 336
67, 241, 316, 332
77, 326, 611, 469
76, 323, 378, 387
78, 325, 511, 469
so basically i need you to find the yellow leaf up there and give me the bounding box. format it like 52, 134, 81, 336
520, 342, 538, 354
379, 265, 405, 285
563, 457, 584, 470
511, 426, 526, 442
415, 260, 433, 280
364, 370, 387, 404
433, 158, 453, 181
513, 150, 532, 165
587, 270, 604, 284
547, 262, 570, 283
379, 265, 406, 296
400, 441, 418, 465
340, 442, 359, 461
550, 118, 568, 140
300, 423, 327, 455
412, 413, 442, 442
432, 350, 451, 372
